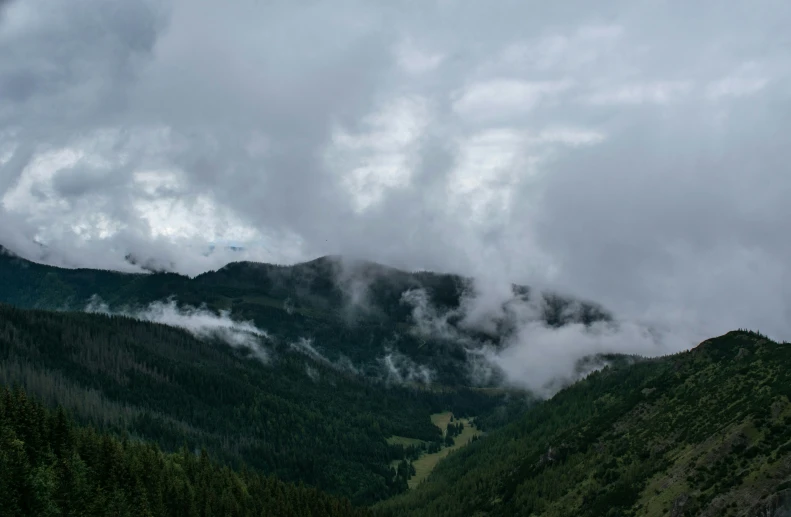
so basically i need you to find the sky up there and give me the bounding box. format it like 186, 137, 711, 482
1, 0, 790, 342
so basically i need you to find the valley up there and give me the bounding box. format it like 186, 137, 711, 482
0, 303, 513, 505
2, 0, 788, 514
387, 412, 484, 490
407, 412, 483, 489
1, 248, 790, 516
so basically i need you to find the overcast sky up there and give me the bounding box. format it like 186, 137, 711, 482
1, 0, 790, 340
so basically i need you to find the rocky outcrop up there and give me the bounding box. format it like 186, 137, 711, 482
751, 489, 791, 517
671, 493, 690, 517
539, 446, 557, 464
736, 347, 750, 360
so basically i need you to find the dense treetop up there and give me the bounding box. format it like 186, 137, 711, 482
377, 331, 791, 516
0, 248, 609, 385
0, 303, 516, 504
4, 247, 790, 515
0, 385, 372, 517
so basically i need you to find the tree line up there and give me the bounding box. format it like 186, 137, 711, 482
0, 384, 373, 516
0, 304, 514, 504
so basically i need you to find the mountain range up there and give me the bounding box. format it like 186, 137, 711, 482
1, 244, 789, 516
0, 245, 612, 387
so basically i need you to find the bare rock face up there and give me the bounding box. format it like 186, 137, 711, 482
751, 489, 791, 517
671, 493, 690, 517
539, 446, 557, 464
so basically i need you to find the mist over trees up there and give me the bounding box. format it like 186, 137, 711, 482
0, 303, 516, 504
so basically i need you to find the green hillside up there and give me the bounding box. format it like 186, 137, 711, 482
0, 304, 511, 505
0, 384, 372, 517
376, 331, 791, 516
5, 246, 790, 515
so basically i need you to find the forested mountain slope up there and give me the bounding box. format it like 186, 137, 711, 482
0, 385, 372, 517
0, 304, 511, 504
377, 331, 791, 517
0, 246, 609, 386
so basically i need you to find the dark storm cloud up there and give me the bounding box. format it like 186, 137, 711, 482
1, 0, 790, 360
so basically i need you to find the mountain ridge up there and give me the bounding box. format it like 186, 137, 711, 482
0, 242, 612, 388
3, 243, 790, 515
0, 243, 610, 321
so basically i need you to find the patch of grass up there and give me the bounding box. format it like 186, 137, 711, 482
467, 386, 522, 396
408, 417, 482, 489
430, 412, 453, 435
639, 477, 691, 517
408, 450, 450, 489
238, 295, 329, 319
445, 419, 482, 452
387, 436, 427, 447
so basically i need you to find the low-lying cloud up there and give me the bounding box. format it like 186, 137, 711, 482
85, 296, 270, 361
401, 288, 467, 343
289, 335, 434, 385
484, 319, 693, 398
289, 337, 360, 375
400, 281, 705, 397
380, 348, 434, 385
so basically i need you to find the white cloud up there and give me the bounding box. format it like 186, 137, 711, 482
585, 81, 693, 105
499, 24, 624, 71
133, 170, 183, 197
134, 192, 259, 244
534, 127, 606, 146
2, 148, 82, 213
400, 279, 704, 396
288, 337, 360, 376
86, 297, 270, 361
446, 125, 605, 225
446, 128, 532, 225
706, 76, 769, 100
327, 96, 430, 212
488, 318, 694, 397
380, 348, 434, 385
394, 38, 444, 74
451, 79, 573, 119
70, 213, 124, 240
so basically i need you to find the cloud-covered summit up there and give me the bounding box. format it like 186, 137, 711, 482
1, 0, 789, 343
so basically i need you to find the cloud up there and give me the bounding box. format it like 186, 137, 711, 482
706, 76, 769, 100
85, 297, 270, 360
498, 24, 624, 72
394, 38, 444, 74
1, 0, 790, 353
326, 96, 431, 213
289, 337, 329, 362
452, 79, 573, 119
380, 348, 434, 385
584, 81, 693, 105
488, 319, 691, 397
534, 127, 606, 146
289, 337, 359, 375
401, 288, 465, 341
305, 363, 320, 382
288, 332, 436, 384
401, 282, 702, 396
